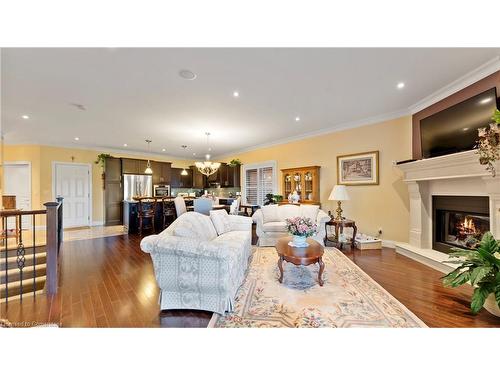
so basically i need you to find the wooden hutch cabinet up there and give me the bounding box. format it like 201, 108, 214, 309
281, 166, 321, 205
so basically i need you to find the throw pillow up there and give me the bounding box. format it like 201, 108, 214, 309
261, 204, 280, 223
210, 209, 232, 235
300, 204, 319, 223
172, 212, 218, 241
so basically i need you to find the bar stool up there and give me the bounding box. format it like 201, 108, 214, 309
161, 198, 176, 229
137, 198, 156, 235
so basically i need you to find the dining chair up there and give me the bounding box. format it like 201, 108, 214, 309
137, 198, 156, 235
161, 198, 176, 229
193, 198, 213, 216
174, 196, 187, 217
229, 197, 241, 215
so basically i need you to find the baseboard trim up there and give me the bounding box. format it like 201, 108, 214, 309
381, 240, 396, 249
91, 221, 104, 227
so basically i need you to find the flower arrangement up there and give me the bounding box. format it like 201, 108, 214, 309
285, 216, 317, 238
476, 109, 500, 177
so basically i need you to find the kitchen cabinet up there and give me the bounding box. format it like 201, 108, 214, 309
151, 161, 172, 185
104, 157, 123, 225
170, 168, 181, 188
191, 166, 206, 189
122, 158, 171, 184
180, 168, 193, 188
229, 165, 241, 187
171, 168, 193, 188
122, 158, 140, 174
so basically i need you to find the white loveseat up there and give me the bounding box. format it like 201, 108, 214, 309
140, 211, 253, 314
253, 204, 330, 246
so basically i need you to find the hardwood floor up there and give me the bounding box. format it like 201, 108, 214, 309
1, 232, 499, 328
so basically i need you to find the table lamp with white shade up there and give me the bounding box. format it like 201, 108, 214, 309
328, 185, 350, 221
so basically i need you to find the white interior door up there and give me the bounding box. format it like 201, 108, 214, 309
4, 163, 32, 228
54, 163, 91, 228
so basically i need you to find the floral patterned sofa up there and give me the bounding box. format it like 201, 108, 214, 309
140, 211, 253, 315
252, 204, 330, 246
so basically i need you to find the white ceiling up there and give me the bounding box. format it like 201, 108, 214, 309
2, 48, 500, 158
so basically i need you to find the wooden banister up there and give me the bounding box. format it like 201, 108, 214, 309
44, 198, 63, 295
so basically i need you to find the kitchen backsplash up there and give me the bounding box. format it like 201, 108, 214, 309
171, 187, 241, 198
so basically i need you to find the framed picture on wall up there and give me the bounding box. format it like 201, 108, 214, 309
337, 151, 379, 185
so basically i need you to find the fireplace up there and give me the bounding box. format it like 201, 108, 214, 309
433, 196, 490, 253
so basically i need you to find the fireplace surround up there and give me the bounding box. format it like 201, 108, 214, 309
396, 150, 500, 273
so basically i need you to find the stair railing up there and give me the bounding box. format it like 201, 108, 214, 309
1, 197, 63, 303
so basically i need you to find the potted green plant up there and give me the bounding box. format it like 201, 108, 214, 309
95, 153, 111, 188
228, 158, 242, 167
442, 232, 500, 316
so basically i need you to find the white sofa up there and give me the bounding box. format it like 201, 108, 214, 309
252, 204, 330, 246
140, 211, 253, 314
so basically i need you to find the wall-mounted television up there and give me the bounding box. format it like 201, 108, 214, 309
420, 87, 498, 158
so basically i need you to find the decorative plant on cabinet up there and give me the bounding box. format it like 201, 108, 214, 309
95, 153, 111, 188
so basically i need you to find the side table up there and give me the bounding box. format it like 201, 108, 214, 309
324, 218, 357, 250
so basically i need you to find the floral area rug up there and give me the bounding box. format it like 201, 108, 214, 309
210, 246, 427, 328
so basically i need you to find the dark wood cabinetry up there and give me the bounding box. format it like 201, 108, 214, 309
122, 158, 171, 184
180, 169, 193, 188
104, 157, 123, 226
151, 161, 172, 185
191, 166, 206, 189
227, 165, 241, 187
171, 168, 193, 188
122, 158, 147, 174
188, 164, 240, 188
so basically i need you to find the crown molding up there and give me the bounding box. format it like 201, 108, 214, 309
2, 140, 191, 162
408, 55, 500, 114
214, 108, 410, 159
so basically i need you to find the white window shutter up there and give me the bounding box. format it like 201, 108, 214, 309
244, 164, 275, 206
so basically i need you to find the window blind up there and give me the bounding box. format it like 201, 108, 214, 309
244, 165, 275, 206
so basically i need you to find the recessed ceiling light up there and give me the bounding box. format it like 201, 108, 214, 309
74, 137, 80, 141
179, 70, 197, 80
397, 82, 405, 89
22, 115, 30, 119
295, 116, 300, 122
123, 143, 128, 147
193, 152, 196, 156
162, 148, 166, 152
479, 97, 493, 105
233, 91, 239, 97
462, 127, 469, 132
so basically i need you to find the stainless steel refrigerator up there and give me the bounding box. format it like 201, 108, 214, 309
123, 174, 153, 200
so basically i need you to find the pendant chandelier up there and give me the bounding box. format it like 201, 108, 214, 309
144, 139, 153, 174
195, 132, 220, 177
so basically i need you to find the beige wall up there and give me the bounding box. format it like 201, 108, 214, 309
3, 144, 192, 224
223, 116, 412, 242
4, 116, 412, 240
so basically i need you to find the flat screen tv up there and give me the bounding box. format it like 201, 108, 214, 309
420, 87, 498, 158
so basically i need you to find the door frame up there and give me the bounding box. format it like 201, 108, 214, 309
52, 162, 92, 227
3, 161, 32, 204
3, 161, 32, 226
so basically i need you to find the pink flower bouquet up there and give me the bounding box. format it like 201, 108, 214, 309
285, 216, 317, 238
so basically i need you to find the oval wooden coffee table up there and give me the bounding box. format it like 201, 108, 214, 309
275, 236, 325, 286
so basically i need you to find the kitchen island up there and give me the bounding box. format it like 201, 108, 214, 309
123, 198, 176, 234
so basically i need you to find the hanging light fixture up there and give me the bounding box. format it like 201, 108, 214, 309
144, 139, 153, 174
195, 132, 220, 177
180, 145, 189, 176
